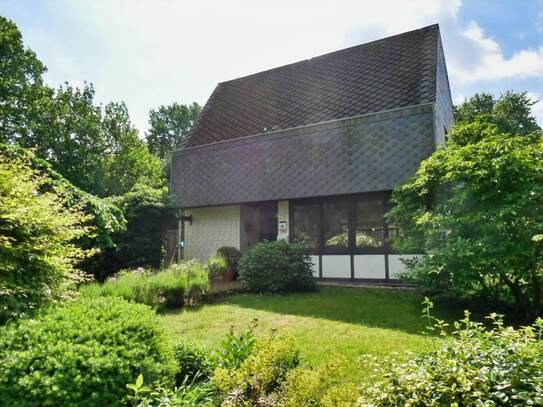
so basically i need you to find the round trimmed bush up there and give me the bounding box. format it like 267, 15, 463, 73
0, 296, 176, 407
238, 240, 315, 293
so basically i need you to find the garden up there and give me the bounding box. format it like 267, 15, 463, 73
2, 14, 543, 407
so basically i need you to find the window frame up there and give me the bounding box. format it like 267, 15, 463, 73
289, 191, 394, 255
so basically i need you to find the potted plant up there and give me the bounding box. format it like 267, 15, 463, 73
216, 246, 242, 281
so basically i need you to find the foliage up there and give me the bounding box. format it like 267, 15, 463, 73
97, 183, 177, 278
127, 373, 217, 407
0, 296, 175, 407
0, 17, 164, 197
1, 18, 173, 279
36, 86, 164, 197
388, 120, 543, 319
280, 368, 322, 406
454, 91, 541, 137
213, 335, 300, 405
173, 340, 216, 386
0, 16, 49, 145
217, 318, 259, 370
0, 143, 127, 276
360, 300, 543, 406
216, 246, 242, 272
29, 83, 110, 195
80, 260, 210, 309
0, 144, 170, 281
206, 254, 229, 277
320, 383, 360, 407
0, 151, 92, 323
101, 102, 164, 196
146, 102, 201, 161
238, 240, 316, 293
280, 356, 359, 407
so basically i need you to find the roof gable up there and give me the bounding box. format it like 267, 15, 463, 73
182, 24, 440, 148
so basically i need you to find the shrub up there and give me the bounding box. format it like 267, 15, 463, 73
321, 383, 360, 407
0, 296, 175, 407
238, 240, 316, 293
280, 368, 322, 406
388, 120, 543, 320
80, 260, 210, 309
0, 144, 127, 281
173, 341, 216, 386
216, 246, 242, 271
0, 148, 92, 324
127, 373, 218, 407
213, 335, 300, 405
280, 354, 359, 407
360, 303, 543, 406
98, 183, 177, 279
216, 318, 258, 369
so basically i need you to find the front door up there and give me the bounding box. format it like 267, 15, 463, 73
259, 202, 278, 241
240, 202, 278, 252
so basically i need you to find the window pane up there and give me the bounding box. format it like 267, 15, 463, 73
323, 200, 350, 250
355, 198, 384, 248
292, 202, 320, 250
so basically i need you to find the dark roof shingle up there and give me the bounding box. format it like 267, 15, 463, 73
182, 24, 440, 148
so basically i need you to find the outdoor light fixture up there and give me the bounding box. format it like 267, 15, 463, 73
181, 215, 193, 225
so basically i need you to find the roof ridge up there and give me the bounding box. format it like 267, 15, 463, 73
184, 23, 442, 148
218, 24, 439, 85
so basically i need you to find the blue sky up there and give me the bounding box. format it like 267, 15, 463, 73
2, 0, 542, 134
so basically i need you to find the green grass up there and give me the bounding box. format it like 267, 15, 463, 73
160, 286, 460, 383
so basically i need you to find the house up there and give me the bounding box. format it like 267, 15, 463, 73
171, 24, 454, 281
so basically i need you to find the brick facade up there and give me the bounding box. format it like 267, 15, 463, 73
183, 205, 240, 261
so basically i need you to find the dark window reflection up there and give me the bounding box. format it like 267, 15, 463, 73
323, 199, 350, 250
355, 198, 384, 248
292, 202, 320, 249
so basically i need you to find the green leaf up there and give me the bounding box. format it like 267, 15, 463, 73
135, 373, 144, 389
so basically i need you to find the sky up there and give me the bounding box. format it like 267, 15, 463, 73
2, 0, 543, 134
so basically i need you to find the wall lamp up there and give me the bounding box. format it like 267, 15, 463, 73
181, 215, 193, 225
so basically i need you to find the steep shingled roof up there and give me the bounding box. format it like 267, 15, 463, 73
182, 24, 440, 148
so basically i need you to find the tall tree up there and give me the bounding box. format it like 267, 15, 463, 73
390, 94, 543, 320
455, 91, 541, 137
0, 17, 165, 197
33, 83, 108, 195
146, 102, 201, 160
102, 102, 163, 196
0, 16, 50, 144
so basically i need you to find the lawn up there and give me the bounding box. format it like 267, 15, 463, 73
160, 285, 460, 383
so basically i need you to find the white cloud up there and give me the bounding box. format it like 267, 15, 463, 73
449, 21, 543, 84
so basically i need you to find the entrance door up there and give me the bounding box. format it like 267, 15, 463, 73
240, 202, 278, 252
259, 202, 278, 241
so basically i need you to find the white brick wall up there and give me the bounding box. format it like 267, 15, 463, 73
183, 205, 240, 261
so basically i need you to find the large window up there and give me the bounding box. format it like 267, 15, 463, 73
292, 202, 321, 250
323, 199, 350, 252
355, 198, 384, 249
291, 193, 392, 254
